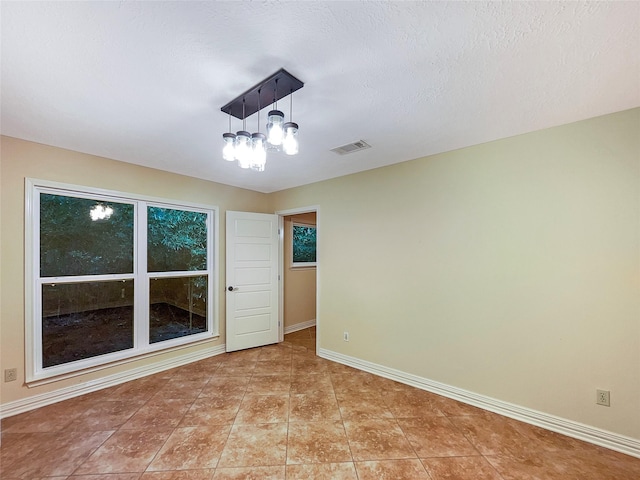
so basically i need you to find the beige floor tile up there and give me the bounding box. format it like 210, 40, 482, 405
120, 398, 192, 430
448, 413, 532, 456
65, 400, 145, 431
217, 423, 288, 468
422, 456, 504, 480
171, 358, 222, 378
435, 396, 486, 416
1, 430, 113, 478
32, 476, 72, 480
74, 429, 172, 474
1, 401, 82, 433
397, 416, 479, 457
291, 355, 329, 374
234, 394, 289, 425
286, 462, 358, 480
106, 377, 168, 402
286, 343, 312, 354
179, 395, 243, 426
246, 373, 291, 394
152, 378, 209, 401
212, 465, 285, 479
381, 389, 444, 418
147, 425, 231, 471
330, 372, 381, 394
289, 372, 333, 394
140, 471, 214, 479
1, 432, 54, 471
72, 474, 142, 480
200, 376, 249, 397
294, 339, 316, 351
509, 419, 605, 455
355, 459, 432, 479
215, 363, 257, 376
326, 363, 359, 375
486, 449, 640, 480
336, 392, 394, 420
289, 394, 341, 422
286, 421, 353, 464
256, 344, 293, 361
222, 349, 261, 363
253, 359, 292, 375
343, 418, 416, 461
374, 376, 417, 392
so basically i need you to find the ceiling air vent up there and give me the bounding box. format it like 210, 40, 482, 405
331, 140, 371, 155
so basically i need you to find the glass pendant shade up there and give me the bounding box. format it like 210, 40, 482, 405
234, 130, 252, 168
251, 133, 267, 171
222, 133, 236, 161
266, 110, 285, 146
282, 122, 299, 155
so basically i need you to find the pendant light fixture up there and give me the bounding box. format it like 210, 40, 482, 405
235, 131, 252, 168
250, 133, 267, 171
267, 80, 285, 147
222, 114, 236, 161
220, 68, 303, 171
282, 89, 299, 155
235, 98, 252, 169
250, 89, 267, 172
266, 110, 285, 146
222, 132, 236, 161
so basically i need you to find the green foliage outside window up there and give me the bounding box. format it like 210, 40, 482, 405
147, 206, 207, 272
40, 194, 134, 277
292, 224, 316, 264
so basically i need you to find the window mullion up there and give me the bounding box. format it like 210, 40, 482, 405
136, 201, 149, 350
40, 273, 135, 284
26, 181, 40, 381
208, 211, 215, 336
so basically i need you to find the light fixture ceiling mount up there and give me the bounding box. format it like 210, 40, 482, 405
221, 69, 303, 120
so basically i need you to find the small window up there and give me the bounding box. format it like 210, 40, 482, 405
291, 223, 317, 267
26, 179, 218, 383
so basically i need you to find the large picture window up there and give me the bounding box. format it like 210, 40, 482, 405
26, 179, 218, 382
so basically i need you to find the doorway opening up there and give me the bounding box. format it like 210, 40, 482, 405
277, 206, 319, 354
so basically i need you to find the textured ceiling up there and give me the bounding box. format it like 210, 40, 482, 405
1, 1, 639, 193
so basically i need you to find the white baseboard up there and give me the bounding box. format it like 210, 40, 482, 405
284, 319, 316, 335
319, 348, 640, 459
0, 344, 226, 419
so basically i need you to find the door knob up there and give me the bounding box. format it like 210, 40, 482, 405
228, 286, 236, 292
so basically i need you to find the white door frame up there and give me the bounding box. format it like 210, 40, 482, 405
276, 206, 319, 351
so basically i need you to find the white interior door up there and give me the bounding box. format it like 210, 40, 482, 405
226, 211, 279, 352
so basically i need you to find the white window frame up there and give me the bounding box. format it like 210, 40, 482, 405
25, 178, 219, 384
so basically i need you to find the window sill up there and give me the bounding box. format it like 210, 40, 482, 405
26, 335, 219, 387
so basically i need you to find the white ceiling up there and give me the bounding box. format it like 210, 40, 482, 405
2, 1, 638, 193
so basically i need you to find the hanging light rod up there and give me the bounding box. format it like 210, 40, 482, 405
220, 68, 304, 120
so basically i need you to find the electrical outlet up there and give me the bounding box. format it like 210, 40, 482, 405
4, 368, 17, 382
343, 331, 349, 342
596, 389, 610, 407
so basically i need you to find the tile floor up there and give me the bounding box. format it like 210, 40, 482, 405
1, 326, 639, 479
